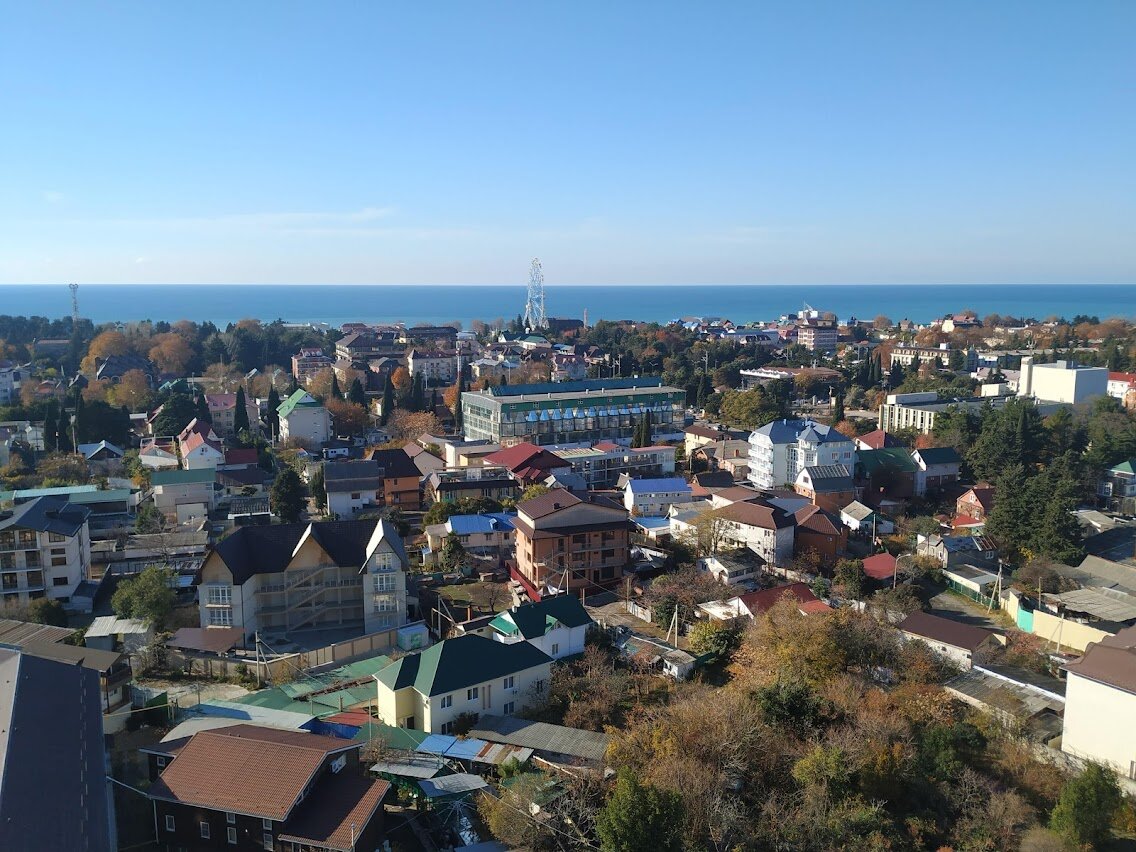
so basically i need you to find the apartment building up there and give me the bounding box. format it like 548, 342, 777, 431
277, 389, 332, 446
407, 349, 458, 385
0, 362, 24, 405
362, 448, 423, 510
796, 321, 838, 352
291, 346, 333, 383
552, 441, 676, 488
461, 377, 686, 447
1018, 357, 1108, 405
747, 419, 855, 490
198, 518, 408, 641
890, 343, 976, 371
712, 500, 796, 567
0, 495, 91, 606
204, 392, 260, 439
512, 490, 629, 597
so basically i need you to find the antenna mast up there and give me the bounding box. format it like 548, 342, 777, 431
522, 258, 546, 330
69, 283, 80, 325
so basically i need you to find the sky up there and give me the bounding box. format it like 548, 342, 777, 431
0, 1, 1133, 286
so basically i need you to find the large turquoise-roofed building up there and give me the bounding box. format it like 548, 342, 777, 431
460, 377, 685, 447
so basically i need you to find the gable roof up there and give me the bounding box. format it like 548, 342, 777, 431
793, 504, 842, 535
960, 485, 996, 511
517, 489, 583, 519
375, 634, 552, 697
151, 467, 216, 487
738, 582, 819, 615
856, 429, 903, 450
489, 596, 594, 640
484, 443, 568, 481
210, 519, 398, 585
714, 499, 795, 530
914, 446, 963, 466
362, 448, 420, 480
799, 464, 853, 491
897, 610, 994, 652
446, 513, 516, 536
861, 552, 898, 580
856, 447, 920, 475
323, 459, 382, 493
277, 389, 323, 419
0, 495, 90, 537
625, 477, 691, 495
149, 724, 360, 821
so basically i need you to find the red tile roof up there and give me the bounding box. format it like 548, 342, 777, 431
857, 429, 902, 450
277, 773, 390, 851
1109, 372, 1136, 386
149, 725, 360, 820
952, 514, 983, 528
794, 504, 842, 535
861, 552, 897, 580
739, 582, 819, 615
959, 485, 995, 512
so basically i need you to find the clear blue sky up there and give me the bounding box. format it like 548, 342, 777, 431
1, 1, 1133, 285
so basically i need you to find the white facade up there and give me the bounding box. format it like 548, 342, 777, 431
1062, 670, 1136, 777
623, 482, 692, 516
1019, 357, 1108, 405
280, 403, 331, 446
181, 441, 225, 470
747, 419, 854, 490
0, 521, 91, 605
492, 619, 588, 660
718, 517, 795, 567
327, 486, 381, 519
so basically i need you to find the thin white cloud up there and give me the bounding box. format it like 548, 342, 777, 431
43, 190, 65, 204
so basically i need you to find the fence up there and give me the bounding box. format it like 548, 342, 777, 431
167, 626, 401, 684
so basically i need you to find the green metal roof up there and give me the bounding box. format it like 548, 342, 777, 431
914, 446, 962, 466
352, 721, 428, 750
490, 597, 593, 641
1111, 460, 1136, 475
856, 447, 920, 475
375, 634, 552, 697
277, 389, 323, 419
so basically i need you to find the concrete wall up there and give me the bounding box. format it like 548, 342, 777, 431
1063, 673, 1136, 778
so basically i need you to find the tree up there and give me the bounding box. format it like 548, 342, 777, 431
148, 331, 194, 374
379, 379, 394, 426
831, 392, 845, 425
194, 393, 212, 424
233, 385, 250, 435
42, 399, 58, 453
306, 368, 337, 402
309, 464, 327, 513
347, 377, 366, 407
390, 366, 411, 392
597, 770, 684, 852
271, 466, 307, 523
440, 532, 466, 569
73, 399, 130, 446
1049, 762, 1121, 848
80, 330, 129, 375
519, 484, 551, 503
26, 597, 68, 627
266, 386, 281, 438
330, 372, 342, 399
111, 565, 175, 629
326, 398, 368, 436
688, 620, 740, 658
152, 393, 198, 437
56, 411, 73, 453
833, 558, 864, 600
108, 368, 153, 412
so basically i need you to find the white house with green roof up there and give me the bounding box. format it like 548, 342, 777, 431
277, 389, 331, 446
373, 634, 552, 734
1100, 459, 1136, 512
151, 467, 215, 520
487, 596, 593, 660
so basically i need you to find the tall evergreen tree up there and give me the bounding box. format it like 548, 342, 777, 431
56, 411, 73, 454
266, 386, 281, 439
42, 400, 58, 453
330, 373, 342, 399
379, 379, 394, 426
347, 378, 366, 407
233, 385, 250, 435
832, 393, 845, 425
194, 394, 212, 424
270, 467, 307, 523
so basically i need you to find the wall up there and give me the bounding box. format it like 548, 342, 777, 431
421, 659, 551, 733
1062, 673, 1136, 778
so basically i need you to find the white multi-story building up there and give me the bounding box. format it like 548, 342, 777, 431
197, 518, 408, 642
747, 419, 854, 490
276, 389, 332, 446
1062, 628, 1136, 778
0, 495, 91, 607
0, 363, 24, 406
711, 499, 796, 567
1018, 357, 1108, 405
407, 350, 458, 385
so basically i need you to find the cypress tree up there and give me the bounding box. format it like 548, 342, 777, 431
233, 386, 250, 435
43, 400, 58, 453
348, 378, 365, 407
832, 393, 845, 425
56, 412, 73, 454
331, 373, 342, 399
380, 379, 394, 426
266, 387, 281, 438
195, 394, 212, 424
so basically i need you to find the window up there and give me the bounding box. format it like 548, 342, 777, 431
263, 819, 272, 831
551, 643, 559, 656
226, 813, 236, 825
200, 821, 211, 839
209, 609, 233, 627
17, 531, 36, 547
440, 695, 453, 709
502, 676, 514, 690
207, 586, 232, 606
50, 547, 66, 556
1, 572, 15, 590
165, 815, 175, 832
441, 721, 454, 735
534, 679, 546, 694
51, 556, 67, 567
373, 573, 395, 592
467, 687, 479, 701
52, 576, 69, 587
351, 492, 361, 500
156, 755, 167, 768
503, 701, 515, 715
263, 833, 274, 850
24, 552, 40, 568
227, 827, 237, 844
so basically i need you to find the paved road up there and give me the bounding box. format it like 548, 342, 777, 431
926, 584, 1007, 634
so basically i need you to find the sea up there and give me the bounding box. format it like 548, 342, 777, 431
2, 283, 1134, 329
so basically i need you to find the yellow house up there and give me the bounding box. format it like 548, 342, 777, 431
373, 634, 552, 734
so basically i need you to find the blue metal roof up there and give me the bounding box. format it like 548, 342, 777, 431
626, 477, 690, 494
446, 513, 517, 536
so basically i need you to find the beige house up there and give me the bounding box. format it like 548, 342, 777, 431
198, 518, 408, 642
1062, 628, 1136, 778
373, 634, 551, 734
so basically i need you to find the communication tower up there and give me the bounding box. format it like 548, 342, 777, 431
522, 258, 546, 330
69, 283, 79, 324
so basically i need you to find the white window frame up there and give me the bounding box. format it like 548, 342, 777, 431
551, 643, 559, 656
467, 687, 479, 701
502, 676, 514, 690
226, 812, 236, 825
262, 818, 272, 830
200, 821, 211, 839
227, 826, 238, 844
165, 815, 175, 832
440, 694, 452, 709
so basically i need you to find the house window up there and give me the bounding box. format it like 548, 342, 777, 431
156, 755, 167, 768
504, 701, 515, 715
351, 492, 361, 500
373, 574, 395, 592
440, 721, 454, 735
263, 833, 274, 850
502, 676, 514, 690
200, 821, 211, 839
1, 572, 16, 590
51, 556, 68, 567
226, 813, 236, 825
49, 532, 67, 543
24, 552, 40, 568
52, 576, 69, 587
467, 687, 479, 701
551, 643, 559, 656
207, 586, 232, 606
165, 815, 175, 832
534, 679, 546, 694
262, 818, 272, 830
441, 695, 452, 709
209, 609, 233, 627
227, 827, 237, 844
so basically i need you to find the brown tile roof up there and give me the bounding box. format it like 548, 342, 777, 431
150, 725, 359, 820
861, 552, 897, 580
518, 489, 583, 519
277, 772, 390, 851
793, 504, 842, 535
857, 429, 903, 450
713, 485, 765, 504
715, 499, 795, 530
1064, 627, 1136, 693
960, 485, 996, 512
739, 582, 819, 615
897, 611, 994, 652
